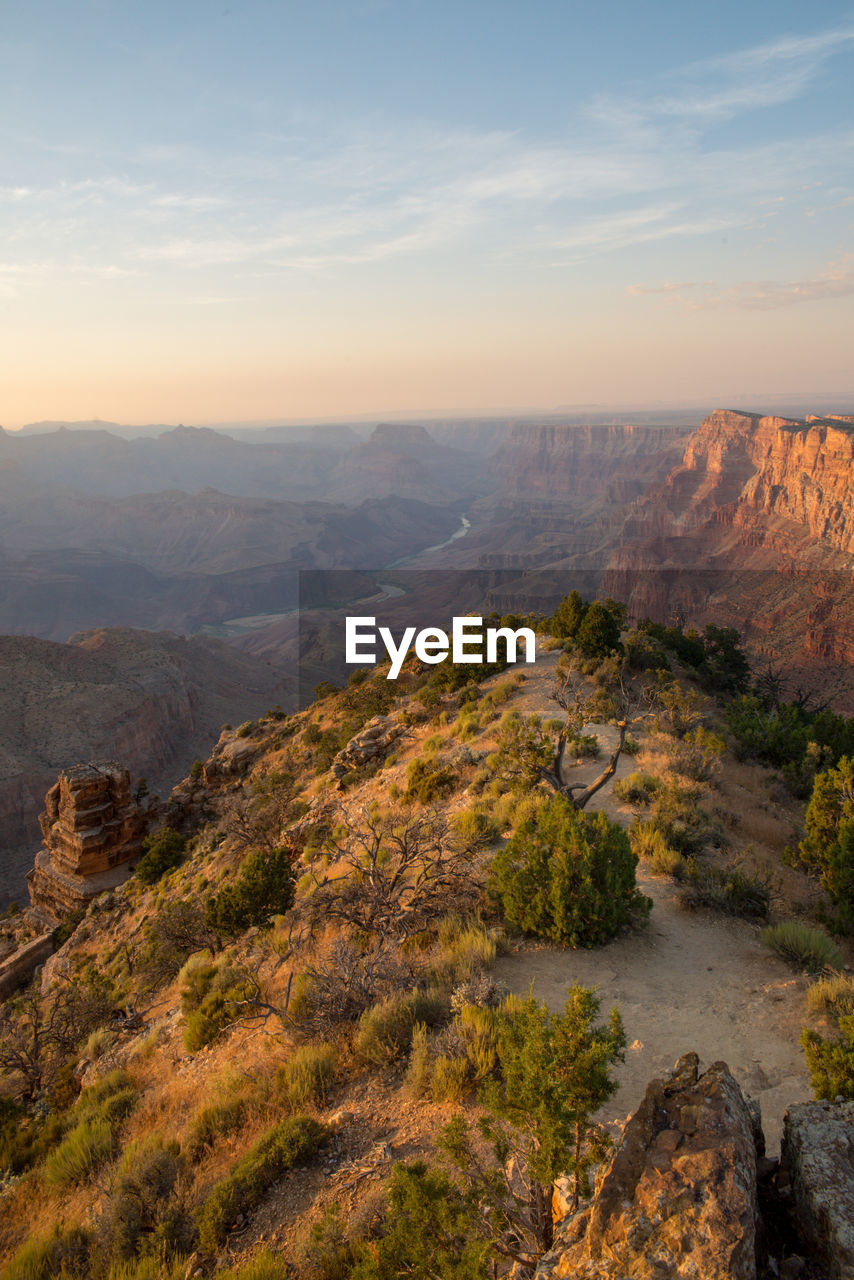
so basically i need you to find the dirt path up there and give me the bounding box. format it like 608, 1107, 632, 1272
493, 642, 815, 1155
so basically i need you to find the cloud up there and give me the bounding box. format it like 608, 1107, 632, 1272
2, 16, 852, 285
627, 280, 716, 296
629, 256, 854, 311
592, 20, 854, 124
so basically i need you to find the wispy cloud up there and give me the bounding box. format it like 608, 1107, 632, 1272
2, 16, 852, 289
592, 20, 854, 124
629, 255, 854, 310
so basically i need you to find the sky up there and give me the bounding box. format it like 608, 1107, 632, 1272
1, 0, 853, 427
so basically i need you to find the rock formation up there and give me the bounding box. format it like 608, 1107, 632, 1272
539, 1049, 854, 1278
780, 1098, 854, 1279
330, 715, 407, 783
619, 409, 854, 555
488, 422, 691, 506
27, 763, 148, 921
540, 1053, 761, 1279
604, 409, 854, 707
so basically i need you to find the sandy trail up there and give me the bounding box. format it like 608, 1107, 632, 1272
492, 644, 814, 1155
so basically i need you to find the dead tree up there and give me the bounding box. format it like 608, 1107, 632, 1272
497, 664, 651, 810
300, 807, 479, 943
0, 976, 114, 1103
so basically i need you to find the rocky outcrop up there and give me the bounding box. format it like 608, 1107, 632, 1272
540, 1053, 760, 1279
780, 1099, 854, 1279
0, 931, 55, 1001
27, 763, 148, 921
330, 716, 407, 783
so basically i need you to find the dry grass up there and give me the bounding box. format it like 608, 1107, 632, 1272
806, 971, 854, 1020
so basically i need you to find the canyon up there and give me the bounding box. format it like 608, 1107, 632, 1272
1, 405, 853, 903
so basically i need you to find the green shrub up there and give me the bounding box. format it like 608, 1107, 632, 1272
196, 1117, 326, 1252
407, 1001, 502, 1103
646, 781, 717, 856
347, 1161, 490, 1280
181, 959, 253, 1051
574, 601, 622, 659
452, 808, 500, 849
44, 1117, 114, 1188
3, 1225, 91, 1280
185, 1097, 247, 1159
404, 1024, 433, 1099
679, 865, 771, 919
564, 733, 600, 759
354, 990, 445, 1066
668, 727, 727, 783
136, 828, 187, 885
291, 1204, 359, 1280
136, 899, 215, 989
217, 1252, 291, 1280
488, 795, 650, 947
276, 1043, 337, 1109
806, 971, 854, 1019
613, 772, 660, 805
426, 919, 498, 989
454, 1002, 501, 1082
797, 757, 854, 932
802, 1015, 854, 1100
103, 1137, 188, 1265
760, 921, 843, 973
429, 1055, 471, 1103
630, 823, 687, 877
205, 846, 295, 937
404, 759, 458, 804
104, 1256, 189, 1280
76, 1069, 137, 1117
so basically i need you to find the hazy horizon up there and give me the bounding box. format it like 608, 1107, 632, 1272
2, 1, 853, 427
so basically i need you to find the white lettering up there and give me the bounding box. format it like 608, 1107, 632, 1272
346, 616, 377, 664
453, 615, 483, 663
378, 625, 417, 679
344, 616, 538, 678
486, 626, 536, 664
415, 627, 450, 664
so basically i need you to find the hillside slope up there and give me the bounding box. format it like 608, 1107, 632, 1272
0, 620, 847, 1277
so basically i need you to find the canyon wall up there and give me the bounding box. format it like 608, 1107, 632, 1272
488, 422, 691, 506
621, 409, 854, 554
607, 410, 854, 702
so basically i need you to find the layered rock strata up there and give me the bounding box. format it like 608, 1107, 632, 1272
27, 763, 148, 921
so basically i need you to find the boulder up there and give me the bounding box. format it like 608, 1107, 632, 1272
780, 1099, 854, 1280
540, 1053, 759, 1279
329, 715, 406, 784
